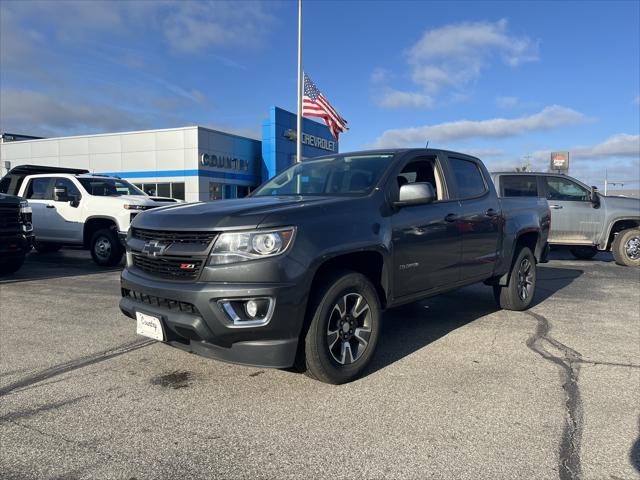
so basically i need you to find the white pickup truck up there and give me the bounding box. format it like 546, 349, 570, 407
0, 165, 172, 266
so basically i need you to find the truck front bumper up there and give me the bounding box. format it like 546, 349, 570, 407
0, 232, 33, 256
119, 268, 306, 368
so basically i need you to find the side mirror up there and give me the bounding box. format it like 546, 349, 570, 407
590, 186, 600, 207
53, 186, 68, 202
395, 182, 436, 207
69, 194, 81, 208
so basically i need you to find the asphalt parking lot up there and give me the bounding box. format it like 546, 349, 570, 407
0, 248, 638, 480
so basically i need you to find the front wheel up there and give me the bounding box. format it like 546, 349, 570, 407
90, 228, 124, 267
304, 271, 381, 384
0, 255, 25, 275
569, 246, 597, 260
611, 228, 640, 267
493, 247, 537, 311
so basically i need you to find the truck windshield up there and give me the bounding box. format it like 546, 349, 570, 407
78, 178, 145, 196
253, 154, 394, 196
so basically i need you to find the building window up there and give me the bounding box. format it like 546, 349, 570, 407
237, 186, 250, 198
209, 182, 222, 200
156, 183, 171, 198
223, 184, 236, 199
133, 182, 185, 200
171, 182, 185, 200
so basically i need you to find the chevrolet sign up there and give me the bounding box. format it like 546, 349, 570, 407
283, 129, 336, 153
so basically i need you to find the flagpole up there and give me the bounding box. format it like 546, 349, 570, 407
296, 0, 302, 163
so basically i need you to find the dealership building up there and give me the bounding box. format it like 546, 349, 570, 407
0, 107, 338, 202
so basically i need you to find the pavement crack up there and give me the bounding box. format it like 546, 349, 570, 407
524, 310, 583, 480
0, 339, 154, 397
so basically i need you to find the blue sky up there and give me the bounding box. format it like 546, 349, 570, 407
1, 0, 638, 187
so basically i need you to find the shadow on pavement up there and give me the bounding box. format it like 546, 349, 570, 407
364, 265, 583, 377
549, 245, 615, 263
0, 248, 123, 284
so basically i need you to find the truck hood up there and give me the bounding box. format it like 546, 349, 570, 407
131, 195, 350, 231
602, 194, 640, 215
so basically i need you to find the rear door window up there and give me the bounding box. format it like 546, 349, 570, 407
449, 158, 487, 199
501, 175, 539, 197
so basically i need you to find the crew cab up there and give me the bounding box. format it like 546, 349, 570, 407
0, 193, 33, 275
0, 165, 168, 266
120, 149, 550, 384
492, 172, 640, 266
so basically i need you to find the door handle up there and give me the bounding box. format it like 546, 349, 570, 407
445, 213, 459, 223
46, 205, 56, 209
549, 205, 563, 209
485, 208, 499, 217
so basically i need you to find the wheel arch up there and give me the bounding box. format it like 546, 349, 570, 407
83, 216, 118, 247
605, 218, 640, 250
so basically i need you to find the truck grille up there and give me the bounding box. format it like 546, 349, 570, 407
0, 206, 20, 231
131, 253, 204, 280
131, 228, 217, 246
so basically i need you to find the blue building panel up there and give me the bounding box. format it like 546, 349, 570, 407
261, 106, 338, 181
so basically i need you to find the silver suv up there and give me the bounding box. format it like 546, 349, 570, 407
492, 172, 640, 267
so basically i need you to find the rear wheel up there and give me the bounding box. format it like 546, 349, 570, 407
0, 255, 25, 275
304, 271, 381, 384
34, 241, 62, 253
611, 228, 640, 267
90, 228, 124, 267
493, 247, 537, 311
569, 246, 598, 260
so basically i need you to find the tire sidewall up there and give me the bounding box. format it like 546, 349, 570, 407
507, 247, 537, 310
306, 272, 381, 384
0, 255, 25, 275
90, 228, 123, 266
613, 228, 640, 267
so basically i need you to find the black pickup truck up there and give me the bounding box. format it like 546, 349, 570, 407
120, 149, 550, 383
0, 193, 34, 274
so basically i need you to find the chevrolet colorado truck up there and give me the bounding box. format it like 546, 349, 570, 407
120, 149, 550, 384
0, 165, 169, 266
0, 193, 33, 275
491, 172, 640, 266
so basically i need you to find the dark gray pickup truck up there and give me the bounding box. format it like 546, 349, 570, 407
120, 149, 550, 383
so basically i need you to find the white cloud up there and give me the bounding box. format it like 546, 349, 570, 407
372, 105, 588, 148
162, 1, 275, 53
374, 19, 539, 108
0, 89, 149, 136
370, 68, 392, 84
496, 96, 520, 109
377, 89, 433, 109
529, 134, 640, 164
484, 134, 640, 187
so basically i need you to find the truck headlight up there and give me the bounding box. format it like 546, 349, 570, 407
209, 227, 296, 265
123, 204, 148, 210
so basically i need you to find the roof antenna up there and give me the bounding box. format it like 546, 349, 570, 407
425, 140, 429, 148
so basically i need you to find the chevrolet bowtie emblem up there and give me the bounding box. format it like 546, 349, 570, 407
141, 240, 168, 256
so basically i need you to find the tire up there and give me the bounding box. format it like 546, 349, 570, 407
34, 241, 62, 253
611, 228, 640, 267
0, 255, 25, 275
304, 270, 381, 384
90, 228, 124, 267
493, 247, 537, 311
569, 246, 598, 260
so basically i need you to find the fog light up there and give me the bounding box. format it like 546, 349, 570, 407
217, 297, 275, 327
245, 300, 258, 318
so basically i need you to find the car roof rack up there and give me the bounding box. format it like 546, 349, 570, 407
5, 164, 90, 176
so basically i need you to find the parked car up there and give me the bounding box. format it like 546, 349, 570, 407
119, 149, 550, 384
0, 165, 169, 267
491, 172, 640, 266
0, 193, 33, 275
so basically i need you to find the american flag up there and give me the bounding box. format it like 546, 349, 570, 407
302, 73, 348, 141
